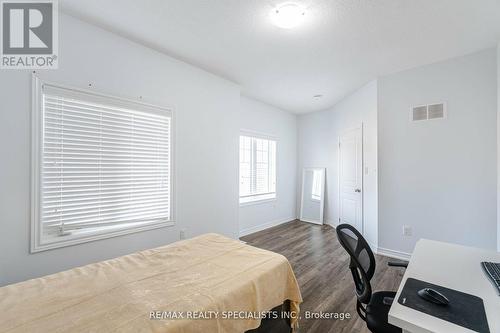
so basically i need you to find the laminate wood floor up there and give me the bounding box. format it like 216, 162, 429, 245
240, 220, 405, 333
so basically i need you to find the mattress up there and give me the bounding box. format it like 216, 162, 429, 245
0, 233, 302, 332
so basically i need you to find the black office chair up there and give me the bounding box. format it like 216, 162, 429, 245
336, 224, 408, 333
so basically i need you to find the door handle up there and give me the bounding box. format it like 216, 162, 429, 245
355, 189, 361, 193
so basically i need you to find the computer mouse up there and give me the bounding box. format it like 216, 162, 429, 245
417, 288, 450, 306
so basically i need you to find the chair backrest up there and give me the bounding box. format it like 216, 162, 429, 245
336, 224, 376, 304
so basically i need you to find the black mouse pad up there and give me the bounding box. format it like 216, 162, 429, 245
398, 278, 490, 333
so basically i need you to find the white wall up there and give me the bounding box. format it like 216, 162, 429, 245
498, 43, 500, 252
378, 49, 497, 255
297, 81, 379, 248
238, 96, 297, 236
0, 14, 241, 286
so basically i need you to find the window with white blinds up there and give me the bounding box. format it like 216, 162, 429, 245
239, 135, 276, 204
31, 79, 173, 252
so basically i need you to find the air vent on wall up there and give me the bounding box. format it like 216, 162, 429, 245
412, 106, 428, 121
411, 103, 446, 122
428, 103, 445, 119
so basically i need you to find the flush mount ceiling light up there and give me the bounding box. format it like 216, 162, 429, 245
271, 3, 305, 29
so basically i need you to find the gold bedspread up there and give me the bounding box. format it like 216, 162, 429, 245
0, 233, 302, 333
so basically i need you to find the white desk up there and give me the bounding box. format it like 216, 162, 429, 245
388, 239, 500, 333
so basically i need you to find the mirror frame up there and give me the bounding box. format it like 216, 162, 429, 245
299, 167, 326, 225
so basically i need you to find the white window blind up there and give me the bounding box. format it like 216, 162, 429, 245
239, 135, 276, 204
33, 81, 173, 251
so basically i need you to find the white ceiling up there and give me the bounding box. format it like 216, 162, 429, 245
60, 0, 500, 114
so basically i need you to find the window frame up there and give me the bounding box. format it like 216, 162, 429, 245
239, 130, 277, 206
31, 76, 176, 253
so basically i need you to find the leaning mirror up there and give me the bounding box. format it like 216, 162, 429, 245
300, 168, 325, 225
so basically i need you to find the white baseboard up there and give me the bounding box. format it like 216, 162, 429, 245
377, 246, 412, 261
239, 217, 295, 237
368, 242, 378, 254
300, 218, 323, 225
325, 218, 338, 228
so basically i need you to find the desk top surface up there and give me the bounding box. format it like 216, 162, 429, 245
388, 239, 500, 333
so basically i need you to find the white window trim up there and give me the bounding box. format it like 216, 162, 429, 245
239, 130, 278, 206
31, 76, 176, 253
239, 194, 277, 206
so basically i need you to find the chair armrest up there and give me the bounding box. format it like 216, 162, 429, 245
388, 261, 409, 268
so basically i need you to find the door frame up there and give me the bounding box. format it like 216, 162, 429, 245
337, 124, 364, 234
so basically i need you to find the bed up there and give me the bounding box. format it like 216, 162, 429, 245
0, 233, 302, 333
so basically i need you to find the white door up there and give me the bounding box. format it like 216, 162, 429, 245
339, 126, 363, 233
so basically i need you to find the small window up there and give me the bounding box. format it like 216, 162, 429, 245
239, 134, 276, 204
31, 78, 173, 252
